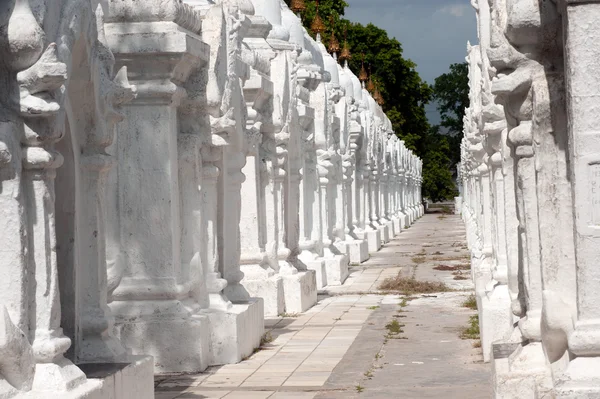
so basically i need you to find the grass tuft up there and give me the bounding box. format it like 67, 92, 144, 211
462, 295, 477, 310
440, 205, 452, 214
385, 319, 404, 335
411, 256, 426, 265
460, 315, 480, 340
379, 275, 450, 295
433, 264, 471, 271
260, 331, 273, 346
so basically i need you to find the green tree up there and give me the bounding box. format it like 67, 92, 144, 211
342, 22, 432, 154
432, 62, 469, 168
432, 62, 469, 135
422, 126, 458, 202
284, 0, 432, 154
285, 0, 459, 201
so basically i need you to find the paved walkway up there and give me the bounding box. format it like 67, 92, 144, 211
155, 214, 490, 399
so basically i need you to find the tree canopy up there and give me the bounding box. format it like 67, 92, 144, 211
284, 0, 432, 154
285, 0, 461, 202
422, 126, 457, 202
432, 62, 469, 136
432, 62, 469, 168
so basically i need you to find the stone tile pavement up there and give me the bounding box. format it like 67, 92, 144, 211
155, 294, 388, 399
155, 214, 490, 399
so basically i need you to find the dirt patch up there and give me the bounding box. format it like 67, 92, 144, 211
433, 264, 471, 271
379, 275, 450, 295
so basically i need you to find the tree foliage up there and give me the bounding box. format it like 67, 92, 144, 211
422, 126, 458, 202
284, 0, 432, 154
285, 0, 460, 202
432, 62, 469, 136
432, 62, 469, 169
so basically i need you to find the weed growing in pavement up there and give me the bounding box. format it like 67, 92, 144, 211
385, 319, 406, 339
367, 306, 380, 310
356, 384, 365, 393
462, 295, 477, 310
364, 370, 373, 378
281, 312, 300, 318
472, 340, 482, 348
246, 331, 276, 358
379, 275, 450, 295
433, 264, 470, 271
411, 256, 426, 265
432, 255, 471, 262
385, 319, 404, 335
460, 315, 480, 340
260, 331, 273, 346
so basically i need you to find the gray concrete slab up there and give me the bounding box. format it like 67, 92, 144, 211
316, 214, 491, 399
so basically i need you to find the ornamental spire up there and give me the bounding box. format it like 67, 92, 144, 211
367, 66, 375, 93
328, 16, 340, 56
374, 85, 385, 106
339, 27, 351, 63
290, 0, 306, 16
311, 0, 326, 36
359, 54, 368, 83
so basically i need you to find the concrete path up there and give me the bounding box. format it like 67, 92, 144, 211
155, 214, 491, 399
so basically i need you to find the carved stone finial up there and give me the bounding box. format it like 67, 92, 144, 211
359, 55, 368, 82
374, 85, 384, 106
290, 0, 306, 15
311, 1, 325, 35
339, 28, 351, 62
328, 16, 340, 54
367, 67, 375, 93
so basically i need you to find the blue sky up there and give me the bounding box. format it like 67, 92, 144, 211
344, 0, 477, 124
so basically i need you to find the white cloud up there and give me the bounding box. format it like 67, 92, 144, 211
437, 4, 470, 17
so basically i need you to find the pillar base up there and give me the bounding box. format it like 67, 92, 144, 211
239, 271, 285, 317
302, 258, 327, 289
22, 377, 101, 399
555, 357, 600, 398
80, 356, 154, 399
282, 271, 317, 314
399, 213, 408, 229
111, 301, 211, 373
479, 284, 513, 362
454, 197, 463, 215
378, 224, 390, 244
492, 342, 552, 399
207, 299, 264, 365
391, 217, 402, 237
343, 239, 369, 265
13, 356, 154, 399
31, 357, 88, 392
323, 254, 349, 286
357, 230, 381, 253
